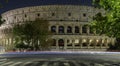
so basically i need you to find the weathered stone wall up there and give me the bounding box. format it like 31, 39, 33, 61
0, 5, 114, 50
1, 5, 105, 24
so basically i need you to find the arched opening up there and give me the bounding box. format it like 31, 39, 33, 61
96, 39, 102, 46
82, 25, 87, 33
103, 39, 107, 46
59, 26, 64, 34
82, 43, 87, 47
51, 26, 56, 33
67, 39, 72, 46
82, 39, 87, 47
67, 26, 72, 33
90, 39, 96, 47
75, 26, 79, 33
74, 39, 80, 46
90, 43, 94, 46
58, 39, 64, 46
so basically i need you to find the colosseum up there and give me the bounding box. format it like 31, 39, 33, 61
0, 0, 115, 51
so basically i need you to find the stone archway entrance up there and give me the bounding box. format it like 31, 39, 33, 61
58, 39, 64, 50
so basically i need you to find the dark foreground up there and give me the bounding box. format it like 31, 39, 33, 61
0, 51, 120, 66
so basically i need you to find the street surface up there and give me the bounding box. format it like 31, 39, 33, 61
0, 51, 120, 66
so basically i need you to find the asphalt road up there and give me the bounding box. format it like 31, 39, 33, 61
0, 51, 120, 66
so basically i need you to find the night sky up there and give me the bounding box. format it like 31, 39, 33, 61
0, 0, 93, 14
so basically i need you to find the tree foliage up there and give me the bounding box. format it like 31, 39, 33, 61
91, 13, 108, 35
13, 19, 52, 50
92, 0, 120, 50
0, 15, 5, 26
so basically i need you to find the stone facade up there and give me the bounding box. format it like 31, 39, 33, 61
0, 5, 115, 50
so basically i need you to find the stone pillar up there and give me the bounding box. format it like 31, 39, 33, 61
94, 39, 97, 49
64, 39, 67, 50
4, 38, 7, 49
8, 38, 11, 50
104, 39, 107, 48
72, 25, 75, 34
56, 25, 59, 34
106, 39, 109, 48
65, 26, 67, 34
56, 39, 59, 50
4, 39, 6, 46
80, 25, 82, 34
10, 38, 13, 49
0, 39, 1, 46
79, 39, 82, 48
72, 39, 75, 50
100, 43, 103, 49
100, 39, 102, 49
8, 38, 9, 46
0, 38, 1, 46
0, 37, 2, 46
87, 43, 90, 49
87, 26, 90, 35
87, 39, 90, 49
1, 39, 4, 46
89, 43, 91, 48
102, 39, 105, 48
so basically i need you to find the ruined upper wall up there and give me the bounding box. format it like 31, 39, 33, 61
1, 5, 105, 24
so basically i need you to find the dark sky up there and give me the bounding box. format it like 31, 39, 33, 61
0, 0, 93, 14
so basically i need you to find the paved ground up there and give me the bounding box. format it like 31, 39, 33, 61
0, 51, 120, 66
0, 58, 120, 66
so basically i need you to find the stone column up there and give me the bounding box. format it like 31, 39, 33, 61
102, 39, 105, 48
87, 39, 90, 49
100, 39, 102, 49
64, 39, 67, 50
10, 38, 13, 49
89, 42, 91, 48
72, 25, 75, 34
80, 25, 82, 34
106, 39, 109, 48
8, 38, 11, 50
87, 43, 90, 49
87, 26, 90, 35
104, 39, 107, 48
4, 39, 6, 46
1, 39, 4, 46
65, 26, 67, 34
56, 25, 59, 34
72, 39, 75, 50
8, 38, 9, 46
56, 39, 59, 50
94, 39, 97, 49
79, 39, 82, 48
0, 39, 1, 46
4, 38, 7, 49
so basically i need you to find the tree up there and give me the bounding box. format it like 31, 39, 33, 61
0, 15, 5, 25
13, 19, 52, 51
91, 12, 108, 35
91, 0, 120, 50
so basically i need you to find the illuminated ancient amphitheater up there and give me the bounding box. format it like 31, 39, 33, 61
0, 0, 115, 51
